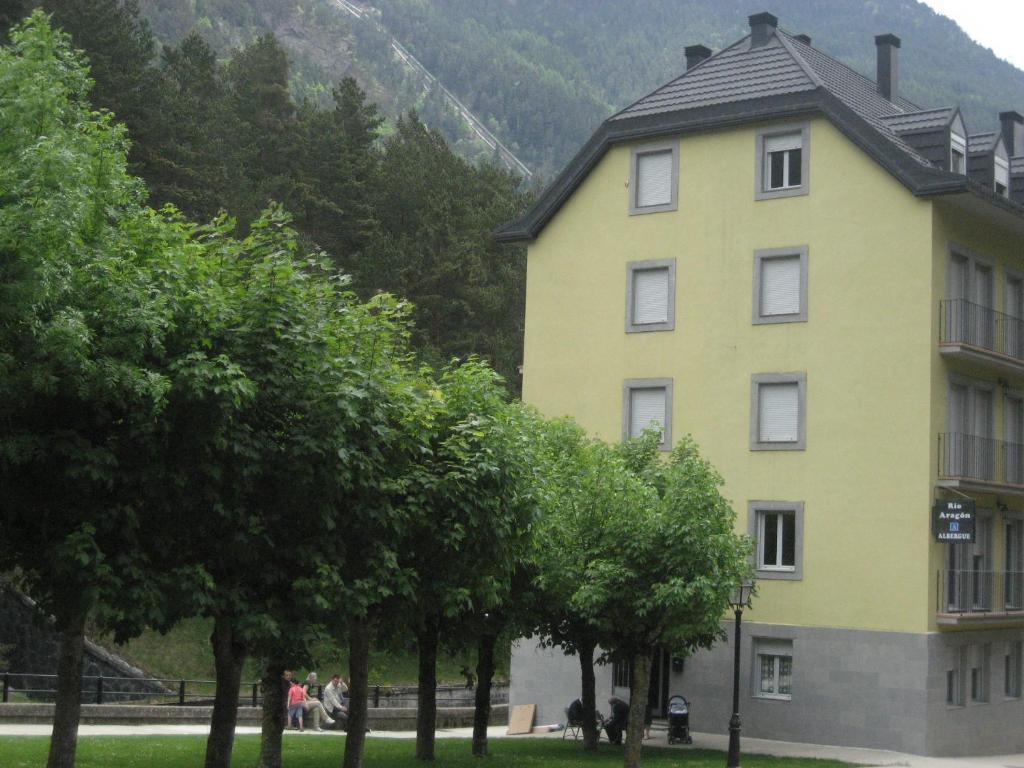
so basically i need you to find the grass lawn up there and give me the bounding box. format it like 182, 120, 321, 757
0, 736, 860, 768
90, 617, 506, 686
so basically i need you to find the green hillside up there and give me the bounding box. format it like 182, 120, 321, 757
132, 0, 1024, 180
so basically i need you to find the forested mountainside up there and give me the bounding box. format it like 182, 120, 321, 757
134, 0, 1024, 180
370, 0, 1024, 178
134, 0, 518, 170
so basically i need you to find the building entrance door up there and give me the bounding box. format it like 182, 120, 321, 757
647, 647, 671, 717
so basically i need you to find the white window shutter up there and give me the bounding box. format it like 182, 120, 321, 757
997, 157, 1010, 189
630, 388, 666, 439
760, 256, 801, 316
759, 383, 799, 442
636, 151, 672, 208
633, 268, 669, 324
764, 133, 801, 153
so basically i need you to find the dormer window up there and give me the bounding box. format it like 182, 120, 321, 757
996, 156, 1010, 197
755, 124, 810, 200
951, 133, 967, 175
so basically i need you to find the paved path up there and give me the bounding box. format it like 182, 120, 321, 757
1, 724, 1023, 767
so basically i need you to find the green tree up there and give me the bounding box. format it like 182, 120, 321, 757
365, 113, 531, 392
531, 420, 653, 751
0, 15, 179, 768
223, 33, 298, 229
144, 32, 228, 221
582, 434, 752, 768
293, 77, 383, 266
395, 360, 535, 761
40, 0, 161, 174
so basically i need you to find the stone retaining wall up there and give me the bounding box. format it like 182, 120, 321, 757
0, 587, 170, 703
0, 703, 509, 730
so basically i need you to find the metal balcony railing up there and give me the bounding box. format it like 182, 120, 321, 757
937, 432, 1024, 486
940, 298, 1024, 362
937, 570, 1024, 615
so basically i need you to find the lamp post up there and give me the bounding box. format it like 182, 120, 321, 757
726, 582, 754, 768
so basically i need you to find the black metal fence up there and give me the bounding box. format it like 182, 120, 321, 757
937, 570, 1024, 614
940, 298, 1024, 360
0, 674, 507, 708
937, 432, 1024, 486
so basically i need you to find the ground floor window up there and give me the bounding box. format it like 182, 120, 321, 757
753, 639, 792, 700
612, 659, 632, 689
947, 646, 967, 706
970, 644, 991, 703
1006, 641, 1023, 699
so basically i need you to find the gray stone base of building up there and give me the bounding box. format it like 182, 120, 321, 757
510, 624, 1024, 757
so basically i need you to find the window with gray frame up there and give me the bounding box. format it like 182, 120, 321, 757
753, 638, 793, 700
755, 124, 810, 200
946, 377, 994, 482
753, 247, 808, 324
629, 141, 679, 215
612, 659, 632, 689
947, 646, 967, 706
946, 514, 993, 613
1006, 640, 1023, 699
748, 502, 804, 580
1005, 517, 1023, 610
623, 379, 673, 450
970, 644, 991, 703
750, 373, 806, 451
626, 259, 675, 332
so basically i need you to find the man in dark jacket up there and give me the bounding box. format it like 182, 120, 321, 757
604, 696, 629, 744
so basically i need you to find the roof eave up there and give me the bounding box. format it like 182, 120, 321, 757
494, 91, 1024, 245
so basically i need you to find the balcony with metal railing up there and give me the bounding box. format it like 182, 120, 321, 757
936, 569, 1024, 624
937, 432, 1024, 495
939, 298, 1024, 375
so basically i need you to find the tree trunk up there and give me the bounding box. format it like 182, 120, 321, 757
578, 639, 598, 751
257, 659, 286, 768
623, 650, 652, 768
414, 616, 439, 761
204, 614, 247, 768
342, 616, 371, 768
46, 608, 86, 768
471, 632, 497, 757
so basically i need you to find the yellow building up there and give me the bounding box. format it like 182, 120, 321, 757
500, 12, 1024, 757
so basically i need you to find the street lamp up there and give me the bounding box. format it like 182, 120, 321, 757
726, 582, 754, 768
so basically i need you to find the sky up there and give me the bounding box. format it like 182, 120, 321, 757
921, 0, 1024, 69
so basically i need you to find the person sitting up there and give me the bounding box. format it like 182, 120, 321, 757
604, 696, 629, 745
323, 674, 349, 726
301, 672, 336, 732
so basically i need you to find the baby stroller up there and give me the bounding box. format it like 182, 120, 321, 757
666, 695, 693, 745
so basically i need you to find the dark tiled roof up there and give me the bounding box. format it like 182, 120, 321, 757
880, 108, 957, 133
611, 36, 816, 120
969, 133, 998, 154
616, 29, 931, 163
495, 23, 1017, 242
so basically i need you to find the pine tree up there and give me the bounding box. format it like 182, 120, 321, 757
145, 32, 228, 221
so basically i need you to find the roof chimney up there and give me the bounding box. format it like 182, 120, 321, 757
685, 44, 712, 71
1000, 111, 1024, 157
794, 34, 811, 45
875, 34, 901, 101
749, 12, 778, 48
